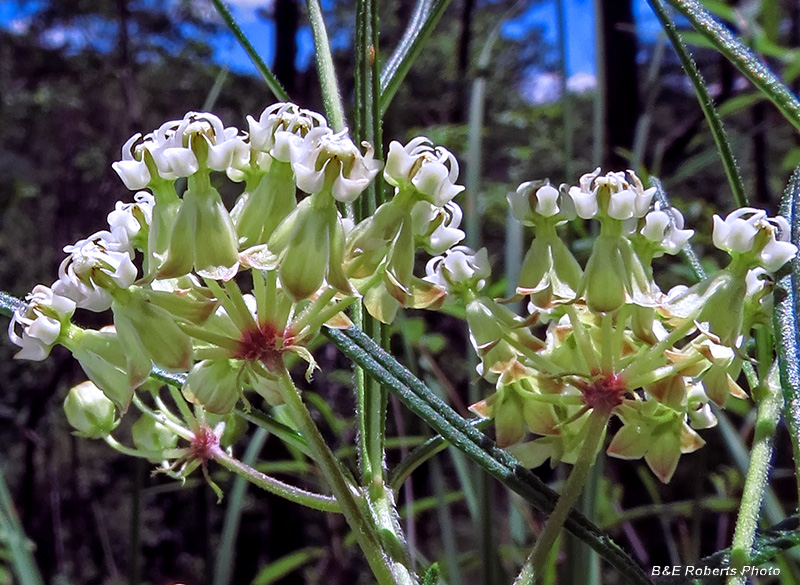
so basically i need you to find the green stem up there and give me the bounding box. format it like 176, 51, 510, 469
275, 370, 407, 585
647, 0, 746, 207
663, 0, 800, 133
211, 445, 342, 514
305, 0, 346, 131
514, 410, 609, 585
0, 465, 44, 585
209, 0, 290, 101
727, 361, 783, 584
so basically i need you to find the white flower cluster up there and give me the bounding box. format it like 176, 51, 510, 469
639, 203, 694, 255
424, 246, 490, 292
8, 285, 75, 360
384, 137, 465, 207
568, 168, 655, 221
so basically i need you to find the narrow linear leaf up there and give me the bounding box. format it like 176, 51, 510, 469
209, 0, 290, 102
648, 0, 746, 207
252, 547, 324, 585
774, 165, 800, 503
663, 0, 800, 133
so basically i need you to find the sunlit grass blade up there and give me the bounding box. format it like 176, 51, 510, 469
209, 0, 289, 102
648, 0, 746, 207
379, 0, 452, 115
662, 0, 800, 133
775, 166, 800, 504
324, 326, 654, 585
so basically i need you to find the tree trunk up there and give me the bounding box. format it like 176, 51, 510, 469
598, 0, 639, 168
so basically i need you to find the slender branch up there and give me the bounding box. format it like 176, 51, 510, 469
211, 446, 342, 513
209, 0, 290, 101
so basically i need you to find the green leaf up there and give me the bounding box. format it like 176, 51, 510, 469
252, 547, 325, 585
422, 563, 441, 585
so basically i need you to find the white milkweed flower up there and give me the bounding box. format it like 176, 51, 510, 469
384, 137, 465, 207
8, 285, 76, 361
246, 102, 328, 157
568, 168, 655, 220
508, 180, 575, 223
640, 204, 694, 255
712, 208, 797, 272
411, 200, 466, 254
106, 191, 154, 257
424, 246, 490, 292
289, 127, 381, 202
113, 112, 248, 187
52, 231, 138, 311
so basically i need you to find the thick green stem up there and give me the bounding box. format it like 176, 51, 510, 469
514, 410, 609, 585
727, 361, 783, 585
275, 370, 410, 585
211, 446, 342, 514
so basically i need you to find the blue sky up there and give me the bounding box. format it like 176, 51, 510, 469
0, 0, 662, 79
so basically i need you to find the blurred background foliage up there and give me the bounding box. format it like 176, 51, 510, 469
1, 0, 800, 584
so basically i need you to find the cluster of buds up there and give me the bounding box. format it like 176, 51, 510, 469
8, 104, 468, 473
437, 170, 796, 482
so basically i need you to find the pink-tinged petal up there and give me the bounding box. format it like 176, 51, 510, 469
607, 424, 648, 460
644, 434, 681, 483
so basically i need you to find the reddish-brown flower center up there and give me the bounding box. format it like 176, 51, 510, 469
190, 424, 219, 463
580, 373, 627, 414
233, 321, 290, 372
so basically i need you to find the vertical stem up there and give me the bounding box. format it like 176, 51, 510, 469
275, 370, 409, 585
727, 361, 783, 585
305, 0, 346, 131
513, 410, 609, 585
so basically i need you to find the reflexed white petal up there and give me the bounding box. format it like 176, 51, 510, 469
112, 160, 151, 190
760, 240, 798, 272
568, 186, 598, 219
607, 189, 636, 220
535, 185, 560, 217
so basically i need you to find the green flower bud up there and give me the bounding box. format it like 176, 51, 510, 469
131, 416, 178, 460
268, 193, 353, 301
111, 288, 193, 373
63, 381, 118, 438
205, 412, 248, 448
232, 160, 297, 248
183, 359, 242, 414
69, 328, 149, 410
518, 225, 582, 308
159, 177, 239, 281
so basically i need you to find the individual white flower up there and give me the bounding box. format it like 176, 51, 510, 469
52, 232, 138, 311
424, 246, 490, 292
106, 191, 154, 256
112, 133, 153, 190
8, 285, 76, 361
568, 168, 601, 219
289, 127, 382, 202
568, 169, 654, 221
712, 208, 797, 272
411, 201, 466, 254
640, 204, 694, 254
686, 383, 717, 430
384, 137, 465, 207
508, 180, 575, 223
246, 102, 328, 157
